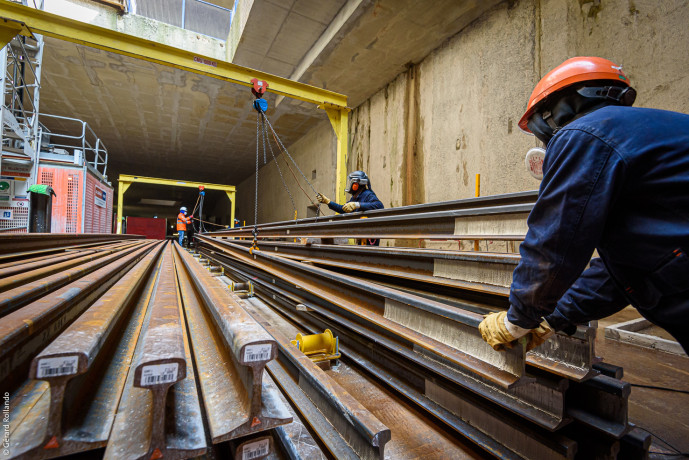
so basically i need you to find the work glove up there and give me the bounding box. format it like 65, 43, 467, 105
316, 193, 330, 204
479, 311, 554, 351
342, 202, 361, 213
526, 321, 555, 351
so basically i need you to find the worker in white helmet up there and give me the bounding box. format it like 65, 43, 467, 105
176, 206, 193, 246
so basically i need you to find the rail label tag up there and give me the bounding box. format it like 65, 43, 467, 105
140, 363, 178, 386
241, 438, 269, 460
244, 344, 272, 362
37, 356, 79, 378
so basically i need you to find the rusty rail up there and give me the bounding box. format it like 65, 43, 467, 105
8, 243, 165, 458
227, 238, 599, 382
0, 233, 143, 257
226, 190, 538, 232
0, 241, 156, 390
0, 240, 141, 293
105, 242, 206, 460
0, 241, 149, 317
198, 235, 526, 389
207, 204, 531, 241
173, 244, 291, 441
241, 295, 391, 460
212, 256, 570, 431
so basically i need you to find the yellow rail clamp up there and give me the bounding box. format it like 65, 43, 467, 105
230, 280, 254, 298
291, 329, 341, 368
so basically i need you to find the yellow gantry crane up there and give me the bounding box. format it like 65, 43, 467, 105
117, 174, 236, 234
0, 2, 350, 232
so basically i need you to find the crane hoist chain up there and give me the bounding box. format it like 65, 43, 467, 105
250, 79, 323, 252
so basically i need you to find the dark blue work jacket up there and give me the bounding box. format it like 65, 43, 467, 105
508, 106, 689, 343
327, 188, 384, 214
328, 188, 384, 246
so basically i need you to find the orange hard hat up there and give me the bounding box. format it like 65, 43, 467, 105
518, 57, 630, 132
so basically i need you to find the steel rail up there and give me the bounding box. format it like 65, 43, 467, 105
242, 296, 392, 460
0, 241, 157, 389
209, 248, 629, 442
618, 426, 652, 460
215, 256, 632, 458
0, 241, 150, 317
223, 238, 599, 382
207, 204, 532, 241
197, 236, 526, 389
172, 244, 291, 442
362, 278, 599, 382
247, 288, 575, 460
230, 435, 273, 460
0, 240, 141, 293
210, 257, 569, 431
0, 250, 100, 278
0, 233, 142, 256
9, 243, 165, 458
230, 239, 516, 297
104, 242, 206, 460
566, 374, 630, 438
0, 239, 144, 264
232, 190, 538, 231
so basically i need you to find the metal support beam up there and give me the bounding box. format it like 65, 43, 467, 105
0, 2, 350, 200
116, 174, 236, 234
116, 180, 131, 234
323, 104, 350, 205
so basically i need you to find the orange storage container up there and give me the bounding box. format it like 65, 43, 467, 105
38, 164, 113, 233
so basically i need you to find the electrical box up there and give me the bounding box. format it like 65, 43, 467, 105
0, 160, 31, 233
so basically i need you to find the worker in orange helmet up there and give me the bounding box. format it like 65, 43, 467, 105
479, 57, 689, 354
176, 206, 193, 247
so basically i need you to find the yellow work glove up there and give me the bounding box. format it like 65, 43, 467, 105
342, 202, 361, 213
479, 311, 517, 351
316, 193, 330, 204
526, 321, 555, 352
479, 311, 555, 351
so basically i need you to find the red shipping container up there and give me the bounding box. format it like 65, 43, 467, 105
126, 217, 167, 240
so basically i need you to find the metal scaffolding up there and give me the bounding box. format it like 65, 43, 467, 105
0, 12, 43, 233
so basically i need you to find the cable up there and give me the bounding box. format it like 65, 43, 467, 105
629, 383, 689, 395
261, 114, 296, 213
649, 451, 689, 458
637, 427, 688, 457
192, 217, 227, 228
263, 113, 323, 215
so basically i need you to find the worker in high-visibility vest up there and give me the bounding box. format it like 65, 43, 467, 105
176, 206, 193, 246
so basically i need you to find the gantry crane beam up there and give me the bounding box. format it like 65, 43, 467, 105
117, 174, 236, 234
0, 2, 350, 210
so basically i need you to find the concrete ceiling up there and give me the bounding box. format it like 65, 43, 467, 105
38, 0, 504, 214
39, 36, 317, 186
234, 0, 504, 106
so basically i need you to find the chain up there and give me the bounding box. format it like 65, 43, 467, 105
263, 115, 318, 195
262, 113, 323, 217
252, 110, 260, 250
262, 114, 296, 212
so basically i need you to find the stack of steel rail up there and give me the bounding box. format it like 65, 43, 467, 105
196, 191, 652, 460
1, 235, 296, 459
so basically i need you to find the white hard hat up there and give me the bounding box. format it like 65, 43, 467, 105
180, 206, 188, 212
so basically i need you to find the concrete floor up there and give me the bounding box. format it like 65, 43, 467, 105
596, 308, 689, 457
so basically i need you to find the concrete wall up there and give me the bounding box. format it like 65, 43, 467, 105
237, 0, 689, 225
236, 119, 336, 225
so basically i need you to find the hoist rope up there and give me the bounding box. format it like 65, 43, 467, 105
261, 112, 323, 216
261, 114, 296, 212
193, 217, 227, 228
